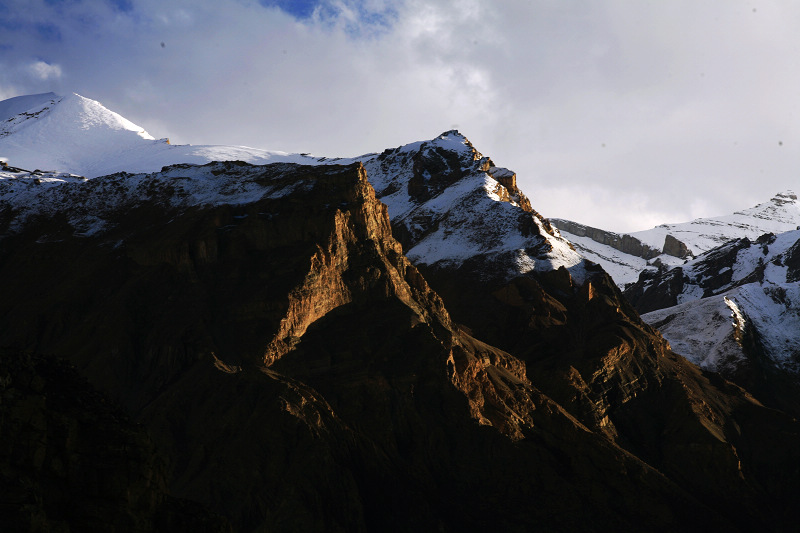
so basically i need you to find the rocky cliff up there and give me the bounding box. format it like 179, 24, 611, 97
359, 135, 800, 531
550, 218, 665, 259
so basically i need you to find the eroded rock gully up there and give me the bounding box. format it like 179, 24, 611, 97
414, 253, 800, 532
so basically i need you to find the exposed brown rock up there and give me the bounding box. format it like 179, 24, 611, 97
415, 257, 800, 531
663, 233, 691, 258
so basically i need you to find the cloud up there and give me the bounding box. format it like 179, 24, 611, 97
2, 0, 800, 232
28, 60, 62, 80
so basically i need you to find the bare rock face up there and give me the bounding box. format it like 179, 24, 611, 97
415, 252, 800, 531
663, 233, 690, 258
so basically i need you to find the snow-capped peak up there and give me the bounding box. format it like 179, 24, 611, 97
732, 190, 799, 223
0, 92, 160, 174
0, 93, 331, 178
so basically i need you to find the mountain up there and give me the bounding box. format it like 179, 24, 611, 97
362, 131, 587, 282
0, 92, 327, 177
4, 92, 800, 531
624, 228, 800, 414
551, 191, 800, 286
1, 160, 737, 532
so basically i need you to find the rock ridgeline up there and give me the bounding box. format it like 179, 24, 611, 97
550, 218, 690, 259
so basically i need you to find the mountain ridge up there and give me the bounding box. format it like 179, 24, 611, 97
4, 92, 800, 530
553, 190, 800, 286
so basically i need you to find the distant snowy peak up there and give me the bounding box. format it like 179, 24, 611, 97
0, 92, 326, 178
0, 93, 154, 141
0, 93, 162, 174
552, 190, 800, 287
733, 190, 799, 224
633, 189, 800, 255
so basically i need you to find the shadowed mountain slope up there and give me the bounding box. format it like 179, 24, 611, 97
0, 161, 738, 531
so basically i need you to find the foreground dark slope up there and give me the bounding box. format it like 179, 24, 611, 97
365, 136, 800, 531
0, 162, 735, 531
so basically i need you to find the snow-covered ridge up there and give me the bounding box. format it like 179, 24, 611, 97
0, 161, 336, 238
554, 190, 800, 287
632, 190, 800, 255
0, 92, 334, 178
640, 228, 800, 373
0, 94, 588, 283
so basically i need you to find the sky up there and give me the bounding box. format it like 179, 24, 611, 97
0, 0, 798, 232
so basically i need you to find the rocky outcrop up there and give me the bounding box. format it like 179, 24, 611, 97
366, 135, 800, 530
415, 254, 800, 532
624, 236, 754, 314
364, 131, 580, 279
663, 233, 690, 258
550, 218, 685, 259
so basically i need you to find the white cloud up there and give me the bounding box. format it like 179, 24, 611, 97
28, 60, 62, 80
3, 0, 800, 232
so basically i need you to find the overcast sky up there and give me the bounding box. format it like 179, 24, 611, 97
1, 0, 798, 232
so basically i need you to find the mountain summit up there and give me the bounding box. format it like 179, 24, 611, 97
0, 92, 324, 178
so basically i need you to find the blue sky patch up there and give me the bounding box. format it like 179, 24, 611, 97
107, 0, 134, 12
259, 0, 319, 20
36, 23, 62, 42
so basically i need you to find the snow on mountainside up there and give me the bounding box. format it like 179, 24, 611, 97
632, 191, 800, 253
0, 161, 318, 237
0, 92, 58, 122
0, 93, 324, 177
553, 191, 800, 287
0, 94, 586, 283
632, 229, 800, 374
362, 131, 587, 281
